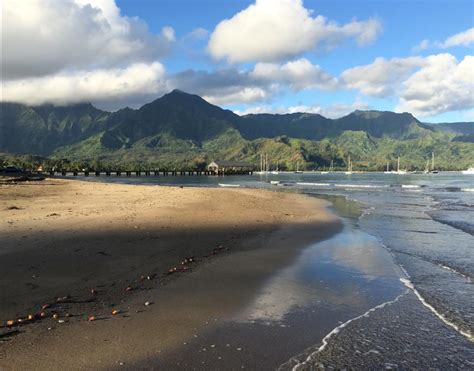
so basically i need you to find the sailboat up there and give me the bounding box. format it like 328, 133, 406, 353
344, 156, 353, 174
294, 162, 303, 174
430, 152, 438, 174
320, 160, 333, 174
394, 157, 407, 174
462, 167, 474, 174
255, 153, 269, 175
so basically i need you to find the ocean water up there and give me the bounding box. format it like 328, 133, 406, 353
79, 172, 474, 367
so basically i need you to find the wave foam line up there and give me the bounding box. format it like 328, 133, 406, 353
400, 278, 473, 342
334, 184, 383, 188
296, 182, 331, 187
437, 263, 471, 282
291, 291, 408, 371
462, 188, 474, 192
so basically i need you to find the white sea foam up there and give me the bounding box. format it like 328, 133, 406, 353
296, 182, 331, 187
290, 291, 408, 371
437, 263, 470, 282
334, 184, 383, 189
461, 188, 474, 192
400, 277, 473, 342
401, 184, 420, 189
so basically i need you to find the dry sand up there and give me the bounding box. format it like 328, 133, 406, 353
0, 179, 340, 370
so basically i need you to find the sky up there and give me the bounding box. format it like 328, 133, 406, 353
1, 0, 473, 122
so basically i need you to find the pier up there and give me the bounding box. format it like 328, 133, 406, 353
49, 170, 253, 177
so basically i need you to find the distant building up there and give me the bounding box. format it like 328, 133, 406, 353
208, 160, 254, 174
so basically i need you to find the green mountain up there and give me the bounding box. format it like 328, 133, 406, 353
0, 102, 109, 155
1, 90, 473, 171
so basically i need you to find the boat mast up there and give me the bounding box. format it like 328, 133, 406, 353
432, 152, 435, 171
397, 157, 400, 172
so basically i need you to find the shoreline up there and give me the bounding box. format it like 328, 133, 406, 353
0, 179, 341, 369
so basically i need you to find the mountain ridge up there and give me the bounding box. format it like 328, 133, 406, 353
1, 90, 473, 170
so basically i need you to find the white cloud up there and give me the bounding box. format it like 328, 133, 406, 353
412, 28, 474, 52
342, 56, 425, 97
396, 54, 474, 117
2, 63, 167, 108
251, 58, 338, 90
184, 27, 210, 41
412, 39, 430, 53
203, 87, 269, 106
1, 0, 174, 80
235, 98, 369, 118
207, 0, 382, 63
319, 99, 370, 119
438, 27, 474, 48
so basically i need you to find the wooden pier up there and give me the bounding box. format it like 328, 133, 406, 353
49, 170, 253, 177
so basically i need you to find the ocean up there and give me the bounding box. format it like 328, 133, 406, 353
79, 172, 474, 368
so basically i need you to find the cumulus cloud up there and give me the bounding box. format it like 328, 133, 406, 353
167, 68, 271, 105
251, 58, 338, 90
1, 0, 174, 80
413, 28, 474, 52
2, 63, 167, 109
207, 0, 382, 63
438, 27, 474, 48
341, 53, 474, 117
342, 56, 425, 97
396, 54, 474, 117
166, 59, 337, 106
236, 98, 369, 118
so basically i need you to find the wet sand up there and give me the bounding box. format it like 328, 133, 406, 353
0, 179, 340, 370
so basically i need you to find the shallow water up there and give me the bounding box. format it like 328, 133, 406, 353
78, 172, 474, 367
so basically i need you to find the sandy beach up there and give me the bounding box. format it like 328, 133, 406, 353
0, 179, 340, 370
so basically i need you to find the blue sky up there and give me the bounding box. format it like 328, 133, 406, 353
3, 0, 473, 122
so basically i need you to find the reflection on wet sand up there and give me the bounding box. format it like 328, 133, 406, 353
236, 217, 403, 324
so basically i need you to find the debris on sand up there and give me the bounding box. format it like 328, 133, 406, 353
167, 267, 178, 275
88, 316, 96, 322
111, 309, 120, 315
144, 301, 152, 306
6, 320, 16, 327
41, 304, 51, 310
56, 295, 70, 302
90, 289, 98, 295
6, 206, 22, 210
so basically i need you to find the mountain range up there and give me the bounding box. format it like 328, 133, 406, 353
1, 90, 473, 170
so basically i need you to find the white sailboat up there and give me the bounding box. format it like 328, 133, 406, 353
430, 152, 438, 174
294, 162, 303, 174
394, 156, 407, 174
462, 167, 474, 174
320, 160, 333, 174
344, 156, 353, 174
255, 153, 269, 175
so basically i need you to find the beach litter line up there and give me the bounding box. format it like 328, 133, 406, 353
2, 245, 231, 332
